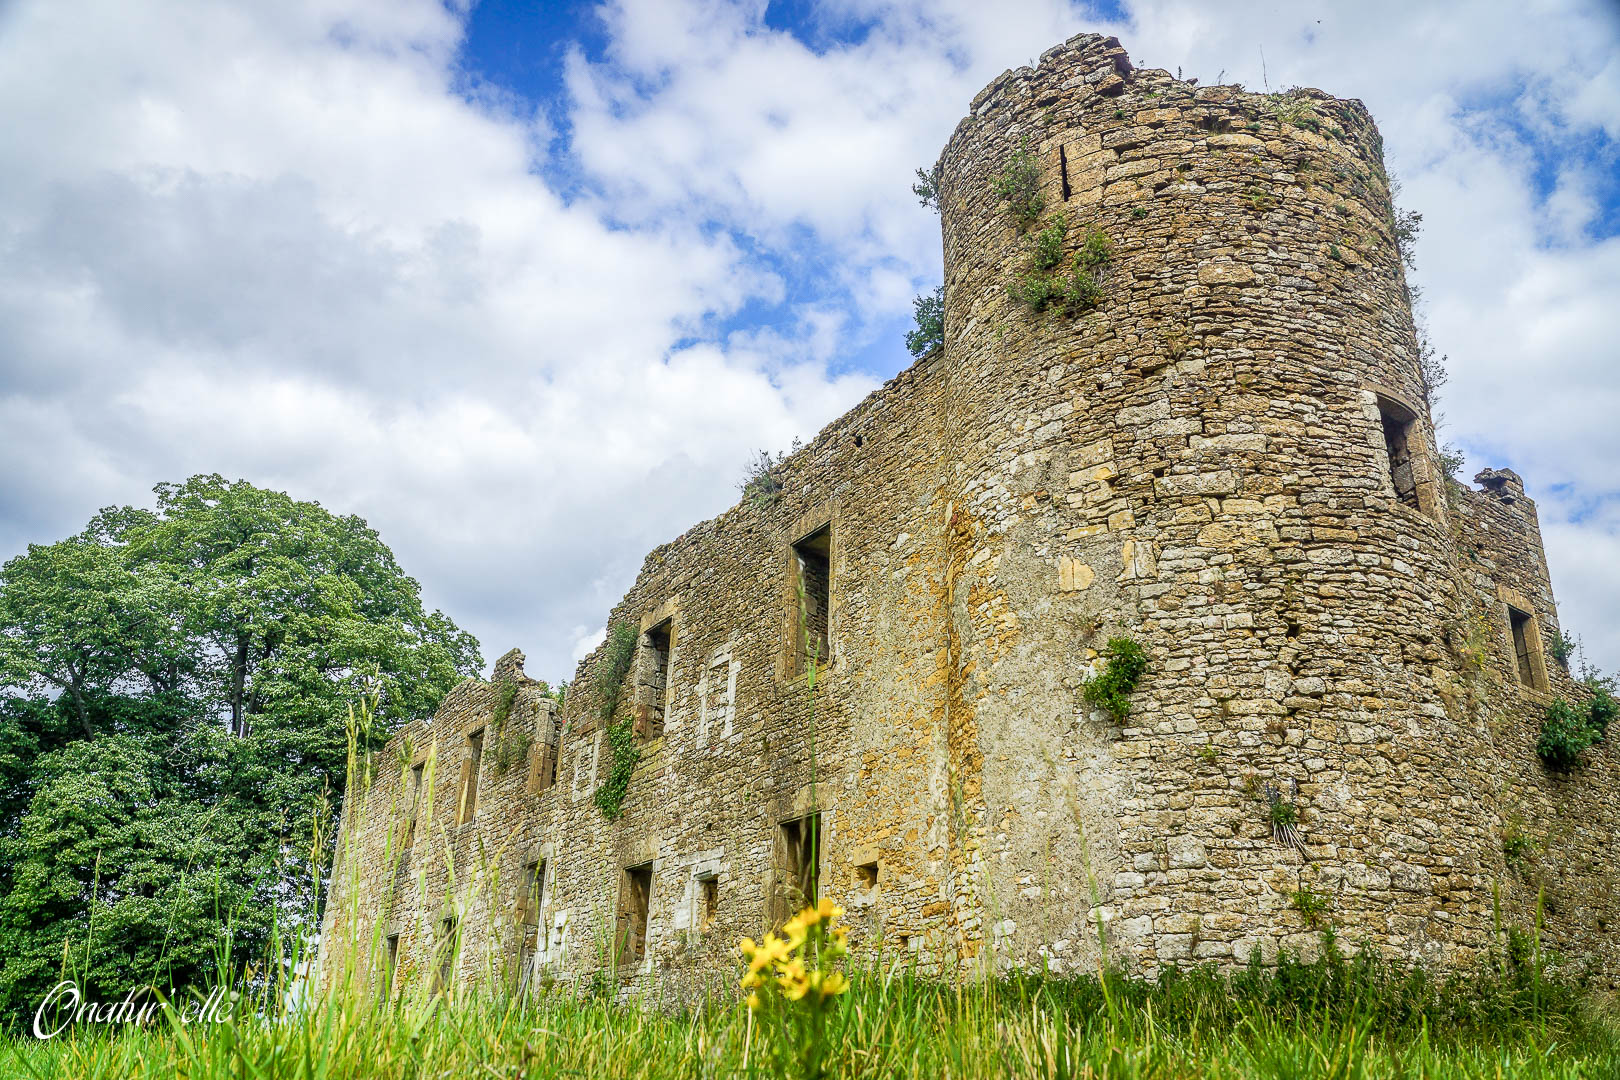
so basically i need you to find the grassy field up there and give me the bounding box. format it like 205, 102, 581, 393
7, 933, 1617, 1080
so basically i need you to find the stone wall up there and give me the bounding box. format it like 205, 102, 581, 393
320, 33, 1617, 999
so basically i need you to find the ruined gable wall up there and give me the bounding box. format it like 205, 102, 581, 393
320, 666, 561, 997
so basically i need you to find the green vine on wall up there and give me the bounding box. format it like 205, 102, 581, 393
1083, 636, 1148, 721
488, 679, 531, 777
593, 622, 641, 818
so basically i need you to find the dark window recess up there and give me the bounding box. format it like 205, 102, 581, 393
793, 526, 832, 673
1509, 606, 1537, 687
382, 934, 399, 1002
773, 814, 821, 928
459, 729, 484, 824
543, 720, 561, 788
403, 762, 424, 849
616, 863, 653, 970
1378, 398, 1419, 509
855, 861, 879, 890
517, 859, 546, 986
437, 918, 458, 993
699, 874, 719, 932
1058, 144, 1072, 201
636, 619, 672, 739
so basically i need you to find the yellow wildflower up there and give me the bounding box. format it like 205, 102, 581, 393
815, 897, 844, 922
746, 991, 762, 1011
816, 970, 849, 998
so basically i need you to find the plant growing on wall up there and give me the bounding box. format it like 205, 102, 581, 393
993, 140, 1045, 231
739, 439, 804, 509
1290, 886, 1330, 928
1537, 690, 1612, 772
1082, 636, 1148, 721
905, 286, 944, 357
912, 164, 941, 210
593, 622, 641, 819
1008, 212, 1111, 316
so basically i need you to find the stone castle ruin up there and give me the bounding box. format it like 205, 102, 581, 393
320, 33, 1617, 997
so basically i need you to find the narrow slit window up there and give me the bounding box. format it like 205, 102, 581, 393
637, 619, 673, 739
1377, 397, 1419, 510
382, 934, 399, 1003
517, 859, 546, 987
1508, 606, 1538, 688
1058, 144, 1072, 201
403, 762, 424, 849
773, 813, 821, 929
459, 729, 484, 825
616, 863, 653, 970
792, 526, 832, 674
437, 917, 458, 994
699, 873, 719, 932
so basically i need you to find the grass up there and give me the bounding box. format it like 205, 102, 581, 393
7, 934, 1616, 1079
8, 694, 1616, 1079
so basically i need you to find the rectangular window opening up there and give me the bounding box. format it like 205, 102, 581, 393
517, 859, 546, 987
403, 762, 424, 849
638, 619, 673, 739
437, 918, 458, 994
792, 526, 832, 675
855, 861, 879, 891
1377, 397, 1420, 510
1508, 606, 1538, 688
1058, 144, 1072, 201
616, 863, 653, 971
773, 813, 821, 929
459, 729, 484, 825
382, 934, 399, 1003
699, 873, 719, 933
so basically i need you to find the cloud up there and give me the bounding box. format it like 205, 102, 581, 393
0, 0, 1615, 681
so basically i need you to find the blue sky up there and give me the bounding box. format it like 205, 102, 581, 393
0, 0, 1617, 683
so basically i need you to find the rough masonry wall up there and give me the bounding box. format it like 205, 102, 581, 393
322, 32, 1618, 998
933, 33, 1614, 978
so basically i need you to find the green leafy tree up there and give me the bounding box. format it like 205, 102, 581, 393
905, 286, 944, 357
0, 476, 479, 1028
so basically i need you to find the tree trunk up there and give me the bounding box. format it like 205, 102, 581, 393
230, 634, 250, 737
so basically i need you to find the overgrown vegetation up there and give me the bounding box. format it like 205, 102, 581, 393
740, 439, 804, 509
1536, 693, 1611, 771
1290, 886, 1330, 928
1082, 636, 1148, 721
590, 622, 641, 819
904, 285, 944, 357
12, 692, 1616, 1075
992, 140, 1044, 231
9, 924, 1616, 1078
0, 475, 479, 1028
1006, 211, 1111, 316
911, 164, 940, 210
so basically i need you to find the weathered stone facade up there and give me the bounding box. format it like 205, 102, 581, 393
320, 33, 1617, 999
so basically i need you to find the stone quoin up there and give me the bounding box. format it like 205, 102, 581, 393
319, 33, 1618, 998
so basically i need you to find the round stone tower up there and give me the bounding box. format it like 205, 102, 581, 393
932, 34, 1494, 974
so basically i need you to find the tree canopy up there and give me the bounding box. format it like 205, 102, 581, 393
0, 475, 480, 1028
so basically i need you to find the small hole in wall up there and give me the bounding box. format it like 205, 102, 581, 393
1153, 467, 1167, 479
1285, 620, 1301, 639
897, 934, 911, 952
855, 861, 879, 890
853, 435, 863, 447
